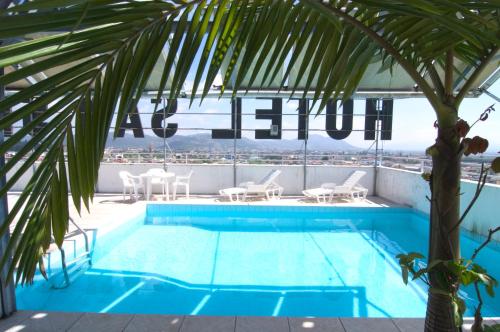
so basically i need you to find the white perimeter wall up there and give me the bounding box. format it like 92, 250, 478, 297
6, 163, 374, 196
7, 163, 499, 240
376, 167, 500, 241
96, 163, 375, 196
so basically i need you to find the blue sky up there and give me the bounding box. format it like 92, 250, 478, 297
373, 80, 500, 152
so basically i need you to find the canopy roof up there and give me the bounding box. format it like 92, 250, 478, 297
217, 46, 500, 99
4, 42, 499, 100
4, 51, 174, 92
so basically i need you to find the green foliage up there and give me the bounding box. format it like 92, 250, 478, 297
397, 252, 498, 328
492, 157, 500, 174
396, 252, 424, 284
451, 295, 466, 327
421, 172, 431, 182
484, 324, 500, 332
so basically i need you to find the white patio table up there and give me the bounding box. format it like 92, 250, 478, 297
140, 171, 175, 201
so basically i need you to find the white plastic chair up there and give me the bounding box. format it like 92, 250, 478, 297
173, 170, 193, 200
119, 171, 144, 201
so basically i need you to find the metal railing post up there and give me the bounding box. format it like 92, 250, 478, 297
0, 6, 17, 314
0, 65, 16, 317
303, 101, 308, 191
162, 98, 167, 170
233, 98, 237, 187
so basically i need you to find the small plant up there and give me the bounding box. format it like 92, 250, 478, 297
397, 226, 499, 331
484, 325, 500, 332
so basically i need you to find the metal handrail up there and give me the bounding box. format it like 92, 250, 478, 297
100, 151, 378, 165
69, 216, 90, 254
51, 217, 92, 288
59, 248, 70, 288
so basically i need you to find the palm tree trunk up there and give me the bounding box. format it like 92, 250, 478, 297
426, 292, 458, 332
425, 115, 461, 332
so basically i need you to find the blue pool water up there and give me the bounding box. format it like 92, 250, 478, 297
16, 205, 500, 318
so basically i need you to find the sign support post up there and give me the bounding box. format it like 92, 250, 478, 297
373, 99, 382, 195
302, 100, 309, 191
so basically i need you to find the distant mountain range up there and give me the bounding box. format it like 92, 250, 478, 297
106, 133, 359, 152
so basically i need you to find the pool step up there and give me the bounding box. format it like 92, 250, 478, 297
65, 251, 92, 267
49, 250, 92, 289
48, 217, 95, 289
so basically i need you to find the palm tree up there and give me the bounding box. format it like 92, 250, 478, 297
0, 1, 498, 331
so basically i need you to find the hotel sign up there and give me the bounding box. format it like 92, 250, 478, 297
5, 98, 393, 141
118, 97, 393, 141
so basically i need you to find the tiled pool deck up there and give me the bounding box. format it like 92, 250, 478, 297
4, 194, 499, 331
7, 193, 396, 233
0, 311, 499, 332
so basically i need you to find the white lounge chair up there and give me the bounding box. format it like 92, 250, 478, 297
330, 171, 368, 201
219, 187, 246, 202
173, 170, 193, 200
303, 182, 336, 203
119, 171, 144, 201
240, 169, 283, 201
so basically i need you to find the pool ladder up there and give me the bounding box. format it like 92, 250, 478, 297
48, 217, 95, 289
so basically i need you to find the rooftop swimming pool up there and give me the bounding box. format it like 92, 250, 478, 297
16, 205, 500, 318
